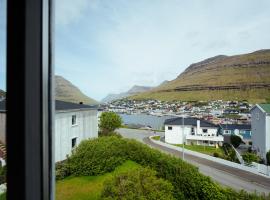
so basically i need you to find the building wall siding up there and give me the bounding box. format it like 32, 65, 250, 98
251, 107, 266, 159
55, 109, 98, 162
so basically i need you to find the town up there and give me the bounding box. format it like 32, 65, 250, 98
102, 99, 251, 125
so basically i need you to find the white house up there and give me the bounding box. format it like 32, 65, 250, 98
0, 100, 98, 162
251, 104, 270, 161
164, 117, 223, 146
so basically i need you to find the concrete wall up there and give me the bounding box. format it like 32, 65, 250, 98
251, 107, 266, 160
0, 113, 5, 144
55, 109, 98, 162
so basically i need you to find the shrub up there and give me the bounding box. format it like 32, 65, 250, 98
213, 152, 220, 157
99, 112, 122, 134
55, 161, 71, 180
101, 167, 175, 200
242, 152, 260, 165
266, 150, 270, 166
64, 136, 268, 200
230, 135, 242, 148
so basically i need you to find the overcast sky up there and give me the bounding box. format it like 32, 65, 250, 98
1, 0, 270, 100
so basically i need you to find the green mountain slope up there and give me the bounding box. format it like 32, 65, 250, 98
132, 50, 270, 103
55, 75, 98, 105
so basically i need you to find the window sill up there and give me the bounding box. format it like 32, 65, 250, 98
71, 124, 78, 127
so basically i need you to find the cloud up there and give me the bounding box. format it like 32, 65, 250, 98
55, 0, 98, 26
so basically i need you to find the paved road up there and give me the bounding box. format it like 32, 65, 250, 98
117, 128, 270, 194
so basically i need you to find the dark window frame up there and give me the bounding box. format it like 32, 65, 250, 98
168, 126, 172, 130
6, 0, 54, 199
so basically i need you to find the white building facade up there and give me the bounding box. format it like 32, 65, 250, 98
0, 100, 98, 162
251, 104, 270, 161
165, 117, 223, 146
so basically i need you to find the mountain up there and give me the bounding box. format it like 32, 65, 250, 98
101, 85, 153, 103
55, 75, 98, 105
131, 49, 270, 103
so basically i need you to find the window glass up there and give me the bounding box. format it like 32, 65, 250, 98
55, 1, 270, 199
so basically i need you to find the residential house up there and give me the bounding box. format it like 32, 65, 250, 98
250, 104, 270, 162
219, 124, 251, 140
0, 100, 98, 162
164, 117, 223, 146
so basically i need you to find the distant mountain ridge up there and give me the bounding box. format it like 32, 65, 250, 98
131, 49, 270, 103
101, 85, 154, 103
55, 75, 98, 105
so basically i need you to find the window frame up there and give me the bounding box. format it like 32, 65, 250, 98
6, 0, 54, 199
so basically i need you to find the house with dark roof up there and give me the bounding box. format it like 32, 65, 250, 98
250, 104, 270, 162
219, 124, 251, 140
0, 100, 98, 162
164, 117, 223, 146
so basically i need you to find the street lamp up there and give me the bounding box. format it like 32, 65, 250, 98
182, 116, 185, 160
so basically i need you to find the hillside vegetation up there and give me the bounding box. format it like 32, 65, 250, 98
0, 90, 5, 98
132, 50, 270, 103
55, 75, 98, 105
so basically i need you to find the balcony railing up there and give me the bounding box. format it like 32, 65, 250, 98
186, 135, 224, 142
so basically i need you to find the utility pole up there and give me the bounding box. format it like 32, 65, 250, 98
182, 116, 185, 160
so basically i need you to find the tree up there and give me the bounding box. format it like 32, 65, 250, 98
99, 112, 122, 135
101, 167, 175, 200
230, 135, 242, 148
266, 150, 270, 166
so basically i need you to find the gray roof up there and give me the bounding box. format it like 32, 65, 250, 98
164, 117, 217, 128
0, 100, 97, 112
219, 124, 251, 130
56, 100, 97, 111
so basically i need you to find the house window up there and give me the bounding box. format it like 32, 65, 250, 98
72, 115, 77, 125
191, 127, 194, 135
256, 113, 259, 120
168, 126, 172, 130
202, 129, 208, 133
72, 138, 77, 149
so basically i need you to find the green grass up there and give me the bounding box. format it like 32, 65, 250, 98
56, 160, 140, 200
0, 193, 5, 200
152, 136, 161, 141
176, 144, 225, 157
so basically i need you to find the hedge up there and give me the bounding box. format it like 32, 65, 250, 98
57, 136, 270, 200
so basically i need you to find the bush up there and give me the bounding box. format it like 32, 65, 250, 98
242, 152, 260, 165
213, 152, 220, 157
230, 135, 242, 148
99, 112, 122, 134
62, 136, 269, 200
266, 150, 270, 166
101, 167, 175, 200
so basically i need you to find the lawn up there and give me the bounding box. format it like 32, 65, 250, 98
56, 160, 140, 200
176, 144, 225, 157
152, 136, 160, 140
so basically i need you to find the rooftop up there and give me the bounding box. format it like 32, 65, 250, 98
0, 100, 97, 112
220, 124, 251, 130
164, 117, 217, 128
258, 104, 270, 113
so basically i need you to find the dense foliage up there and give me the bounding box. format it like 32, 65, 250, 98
266, 150, 270, 166
242, 152, 261, 165
58, 136, 270, 200
101, 167, 175, 200
0, 165, 6, 185
99, 112, 122, 135
230, 135, 242, 148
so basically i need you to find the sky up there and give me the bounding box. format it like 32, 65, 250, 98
1, 0, 270, 101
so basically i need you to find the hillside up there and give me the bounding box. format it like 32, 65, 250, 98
55, 75, 98, 105
101, 85, 153, 103
132, 50, 270, 103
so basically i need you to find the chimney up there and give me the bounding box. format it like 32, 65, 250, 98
197, 120, 200, 135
